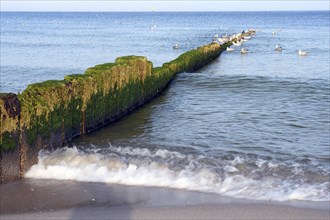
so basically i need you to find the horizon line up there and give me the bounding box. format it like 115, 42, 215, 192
1, 9, 329, 12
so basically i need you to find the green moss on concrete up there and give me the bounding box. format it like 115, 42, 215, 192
0, 93, 20, 152
161, 43, 223, 74
63, 56, 151, 133
0, 93, 20, 132
18, 80, 68, 145
0, 131, 16, 152
63, 74, 88, 136
84, 63, 117, 76
1, 34, 254, 183
1, 43, 227, 151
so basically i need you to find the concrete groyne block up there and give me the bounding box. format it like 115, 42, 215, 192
0, 42, 229, 183
0, 93, 21, 183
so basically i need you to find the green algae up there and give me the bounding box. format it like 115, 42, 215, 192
0, 41, 235, 183
0, 93, 20, 152
0, 32, 259, 183
18, 80, 68, 146
1, 131, 16, 152
1, 42, 228, 154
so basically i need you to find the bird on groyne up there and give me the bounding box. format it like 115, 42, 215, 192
226, 47, 235, 51
233, 41, 242, 46
298, 49, 308, 56
212, 37, 219, 44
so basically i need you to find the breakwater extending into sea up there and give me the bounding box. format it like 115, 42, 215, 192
1, 11, 329, 205
0, 34, 252, 183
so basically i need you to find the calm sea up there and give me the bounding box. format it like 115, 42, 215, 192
1, 11, 330, 202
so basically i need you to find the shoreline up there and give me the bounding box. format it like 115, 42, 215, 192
1, 39, 233, 183
1, 179, 329, 219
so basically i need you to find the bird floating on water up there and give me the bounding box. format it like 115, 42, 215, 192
173, 43, 179, 50
241, 48, 248, 54
298, 49, 308, 56
150, 25, 157, 31
275, 44, 283, 51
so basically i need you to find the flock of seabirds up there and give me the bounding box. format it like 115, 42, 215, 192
172, 29, 308, 56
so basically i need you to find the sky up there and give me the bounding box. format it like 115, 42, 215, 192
1, 0, 329, 12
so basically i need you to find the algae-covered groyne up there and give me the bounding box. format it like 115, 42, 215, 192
0, 33, 251, 183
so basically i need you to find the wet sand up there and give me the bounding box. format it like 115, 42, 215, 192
1, 179, 329, 220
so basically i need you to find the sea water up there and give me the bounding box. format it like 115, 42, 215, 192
1, 11, 329, 202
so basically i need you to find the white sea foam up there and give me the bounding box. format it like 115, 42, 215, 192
25, 146, 330, 202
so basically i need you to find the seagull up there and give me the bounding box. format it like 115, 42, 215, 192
275, 44, 283, 51
212, 37, 219, 44
226, 47, 235, 51
173, 43, 179, 50
150, 24, 157, 31
233, 41, 242, 46
241, 48, 248, 54
298, 49, 308, 56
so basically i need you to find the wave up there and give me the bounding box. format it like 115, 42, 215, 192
25, 145, 329, 202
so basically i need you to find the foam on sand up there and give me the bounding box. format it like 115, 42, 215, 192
25, 146, 329, 202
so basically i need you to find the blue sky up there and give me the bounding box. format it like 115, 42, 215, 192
1, 1, 329, 12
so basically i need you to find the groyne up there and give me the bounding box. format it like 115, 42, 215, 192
0, 32, 253, 183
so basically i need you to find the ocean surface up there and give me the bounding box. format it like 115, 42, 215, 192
1, 11, 329, 202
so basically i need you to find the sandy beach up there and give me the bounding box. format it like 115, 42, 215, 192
1, 179, 329, 220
